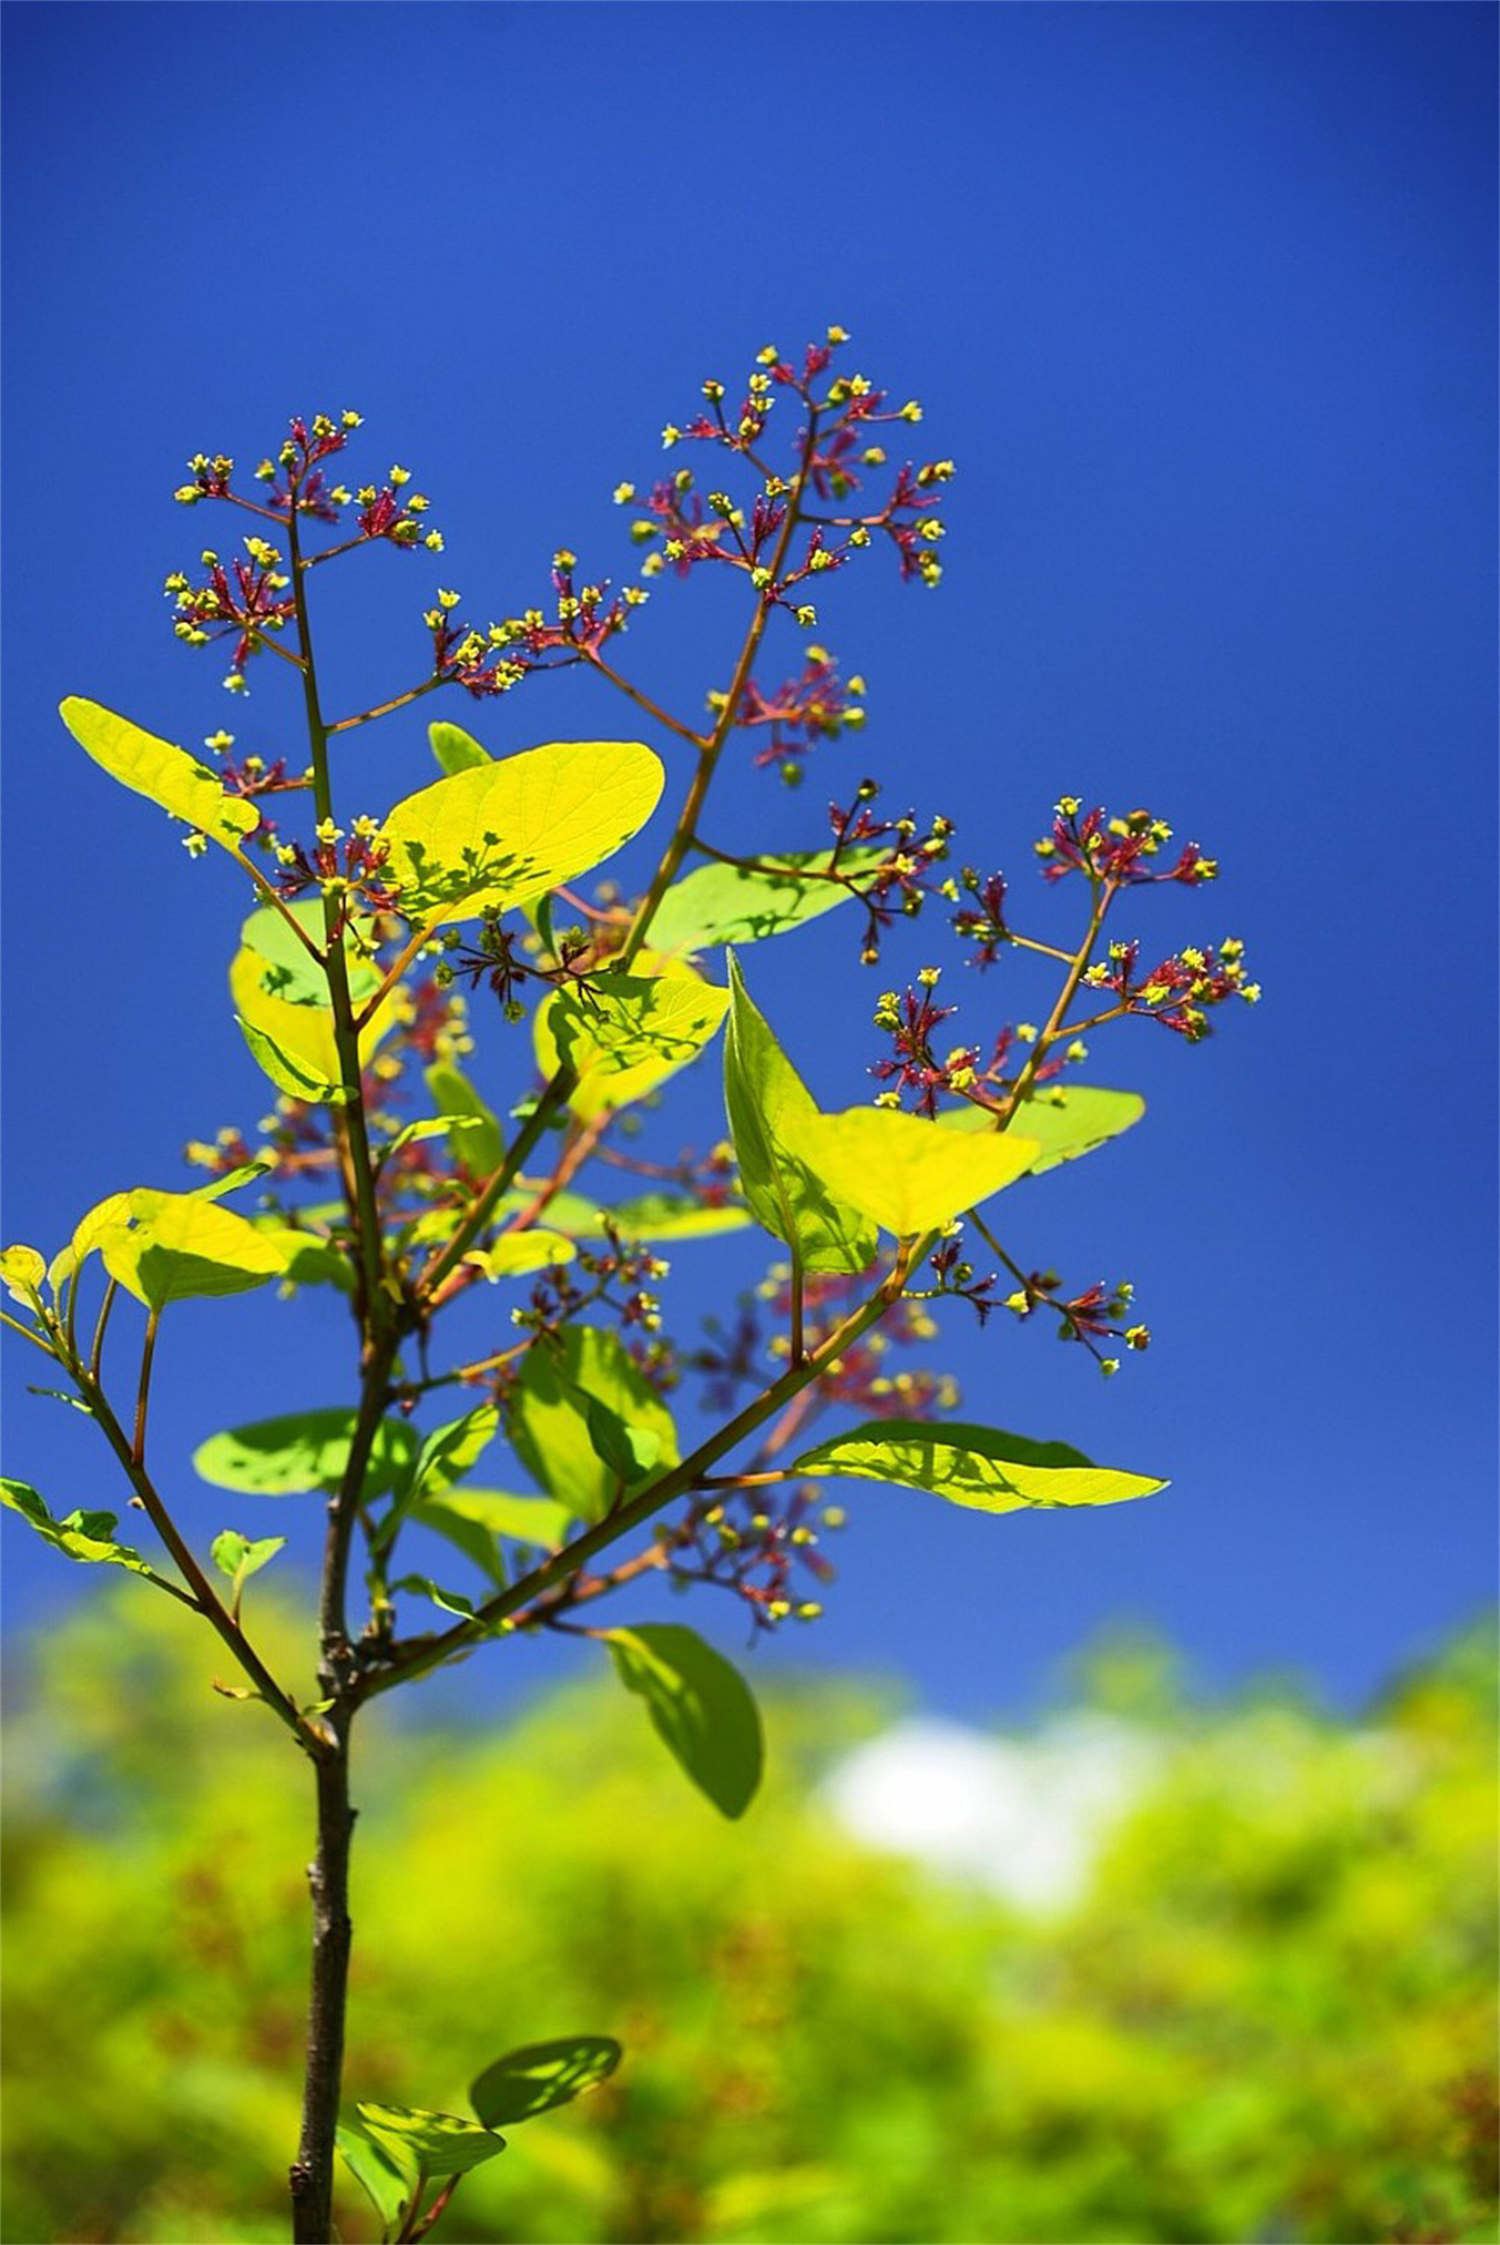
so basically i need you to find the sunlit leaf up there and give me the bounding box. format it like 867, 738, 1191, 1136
511, 1326, 678, 1524
466, 1229, 577, 1280
2, 1477, 165, 1583
414, 1488, 570, 1556
793, 1419, 1167, 1514
231, 946, 392, 1106
193, 1409, 420, 1498
423, 1062, 504, 1175
777, 1105, 1039, 1239
649, 846, 886, 955
0, 1245, 46, 1304
209, 1530, 285, 1583
96, 1190, 288, 1310
938, 1084, 1145, 1174
605, 1623, 763, 1819
378, 737, 664, 925
357, 2102, 507, 2176
254, 1226, 355, 1293
469, 2035, 622, 2127
536, 961, 730, 1123
239, 899, 382, 1008
493, 1184, 751, 1243
429, 718, 494, 774
58, 697, 259, 850
723, 955, 877, 1274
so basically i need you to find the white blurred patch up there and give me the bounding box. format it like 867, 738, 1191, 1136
822, 1714, 1161, 1914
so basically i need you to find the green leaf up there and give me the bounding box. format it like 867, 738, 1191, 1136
470, 2035, 622, 2127
2, 1477, 164, 1583
373, 1405, 500, 1555
493, 1185, 751, 1243
511, 1326, 678, 1524
357, 2102, 507, 2177
466, 1229, 577, 1280
584, 1398, 663, 1488
209, 1530, 285, 1583
536, 963, 730, 1123
723, 955, 878, 1275
378, 737, 665, 926
423, 1062, 505, 1175
48, 1193, 135, 1293
254, 1226, 355, 1293
96, 1190, 288, 1310
792, 1419, 1168, 1514
938, 1084, 1146, 1174
414, 1488, 570, 1559
193, 1409, 420, 1498
389, 1574, 484, 1621
336, 2117, 417, 2233
0, 1244, 46, 1304
776, 1106, 1039, 1239
59, 697, 260, 851
605, 1623, 763, 1819
429, 718, 494, 774
649, 846, 887, 955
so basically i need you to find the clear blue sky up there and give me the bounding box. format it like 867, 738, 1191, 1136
3, 3, 1494, 1723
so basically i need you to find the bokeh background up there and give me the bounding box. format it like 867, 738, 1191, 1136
2, 5, 1495, 2241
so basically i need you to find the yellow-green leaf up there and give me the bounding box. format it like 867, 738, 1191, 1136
96, 1191, 288, 1310
777, 1105, 1039, 1239
511, 1325, 679, 1525
230, 946, 391, 1105
0, 1245, 46, 1305
378, 737, 664, 925
59, 698, 259, 849
793, 1418, 1167, 1513
939, 1084, 1146, 1174
466, 1229, 577, 1279
535, 960, 730, 1122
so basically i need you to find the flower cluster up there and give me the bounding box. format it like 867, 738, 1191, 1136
824, 783, 956, 962
1003, 1268, 1150, 1377
729, 647, 867, 774
869, 969, 1073, 1117
654, 1484, 836, 1631
1081, 935, 1260, 1039
165, 538, 295, 674
621, 328, 952, 616
1035, 800, 1218, 888
272, 815, 402, 916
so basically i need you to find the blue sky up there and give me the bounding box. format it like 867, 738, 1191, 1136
2, 3, 1494, 1724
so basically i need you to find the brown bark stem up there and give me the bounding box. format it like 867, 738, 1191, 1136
289, 1734, 356, 2243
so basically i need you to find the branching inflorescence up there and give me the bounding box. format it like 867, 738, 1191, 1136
1, 329, 1256, 2245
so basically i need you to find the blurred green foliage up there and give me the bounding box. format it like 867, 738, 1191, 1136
2, 1590, 1494, 2245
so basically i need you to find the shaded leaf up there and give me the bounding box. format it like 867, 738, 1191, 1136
231, 946, 391, 1106
239, 899, 381, 1007
584, 1398, 663, 1487
605, 1623, 763, 1819
723, 955, 877, 1275
777, 1105, 1039, 1239
429, 718, 494, 774
374, 1405, 499, 1555
59, 697, 259, 850
423, 1062, 505, 1175
793, 1418, 1167, 1514
649, 846, 886, 954
511, 1326, 679, 1524
336, 2117, 416, 2233
378, 737, 664, 925
193, 1409, 420, 1498
470, 2035, 622, 2128
357, 2102, 507, 2176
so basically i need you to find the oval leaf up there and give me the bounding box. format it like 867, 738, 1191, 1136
470, 2035, 622, 2128
378, 737, 664, 925
777, 1106, 1039, 1239
2, 1477, 164, 1582
535, 962, 730, 1123
0, 1245, 46, 1304
98, 1190, 287, 1310
938, 1084, 1145, 1174
793, 1419, 1167, 1513
649, 846, 886, 955
59, 697, 260, 849
336, 2118, 417, 2231
356, 2103, 507, 2177
423, 1062, 504, 1176
466, 1229, 577, 1280
240, 900, 381, 1008
723, 955, 877, 1275
429, 718, 494, 774
605, 1623, 763, 1819
193, 1409, 420, 1497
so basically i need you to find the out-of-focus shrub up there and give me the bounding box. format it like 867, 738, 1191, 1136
2, 1590, 1494, 2245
